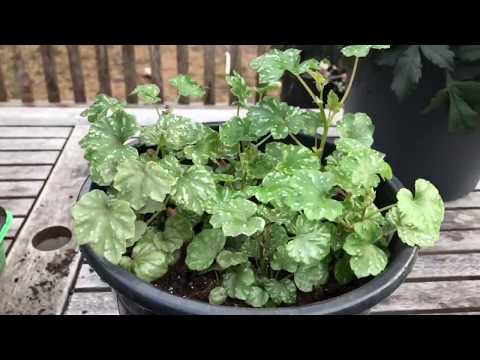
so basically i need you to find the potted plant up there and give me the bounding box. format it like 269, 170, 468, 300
343, 45, 480, 201
0, 207, 13, 272
274, 45, 347, 108
72, 46, 445, 315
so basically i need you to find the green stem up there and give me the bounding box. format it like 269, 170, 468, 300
340, 57, 359, 106
376, 204, 396, 213
295, 74, 320, 106
154, 105, 161, 119
255, 134, 273, 149
289, 133, 304, 147
145, 210, 162, 226
236, 103, 240, 117
155, 145, 162, 160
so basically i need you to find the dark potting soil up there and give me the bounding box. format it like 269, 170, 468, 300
152, 255, 370, 308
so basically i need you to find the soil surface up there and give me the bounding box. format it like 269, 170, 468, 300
153, 253, 369, 308
0, 45, 261, 104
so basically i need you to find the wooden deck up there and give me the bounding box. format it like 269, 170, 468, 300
1, 107, 479, 315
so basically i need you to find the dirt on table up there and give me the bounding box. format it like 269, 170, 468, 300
0, 45, 261, 104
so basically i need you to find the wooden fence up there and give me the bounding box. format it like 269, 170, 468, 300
0, 45, 271, 106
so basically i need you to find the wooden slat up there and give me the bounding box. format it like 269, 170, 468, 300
371, 280, 480, 314
65, 291, 118, 315
95, 45, 112, 96
0, 181, 43, 197
255, 45, 269, 103
75, 263, 109, 289
423, 230, 480, 253
0, 50, 7, 102
11, 45, 34, 103
66, 45, 86, 103
0, 138, 65, 150
148, 45, 164, 103
176, 45, 189, 105
39, 45, 61, 103
228, 45, 241, 105
0, 126, 89, 315
0, 126, 70, 138
203, 45, 216, 105
122, 45, 137, 104
0, 165, 51, 180
409, 253, 480, 280
0, 199, 33, 216
0, 151, 59, 165
446, 192, 480, 209
442, 209, 480, 230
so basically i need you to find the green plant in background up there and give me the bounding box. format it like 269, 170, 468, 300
373, 45, 480, 133
0, 206, 13, 271
72, 46, 445, 308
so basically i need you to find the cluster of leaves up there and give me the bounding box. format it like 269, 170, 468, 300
372, 45, 480, 133
73, 46, 445, 308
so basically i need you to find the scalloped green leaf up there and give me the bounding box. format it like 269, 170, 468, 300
185, 228, 226, 271
80, 94, 126, 123
337, 113, 375, 147
345, 239, 388, 278
265, 142, 320, 175
219, 116, 258, 147
263, 278, 297, 305
216, 250, 249, 269
131, 232, 168, 282
172, 165, 217, 214
253, 171, 295, 205
227, 71, 252, 107
209, 287, 227, 305
284, 170, 343, 221
334, 256, 355, 285
170, 74, 205, 98
294, 261, 330, 292
183, 126, 222, 165
155, 214, 194, 253
80, 111, 139, 186
126, 220, 148, 248
113, 159, 177, 210
341, 45, 391, 58
72, 190, 136, 264
247, 97, 306, 140
271, 245, 299, 273
210, 198, 265, 237
131, 84, 161, 104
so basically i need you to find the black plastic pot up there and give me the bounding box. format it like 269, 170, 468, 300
345, 59, 480, 202
79, 127, 417, 315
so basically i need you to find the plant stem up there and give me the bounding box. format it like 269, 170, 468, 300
376, 204, 396, 213
289, 133, 304, 147
155, 145, 162, 160
340, 57, 359, 106
295, 74, 320, 106
145, 210, 162, 226
236, 103, 240, 117
154, 105, 161, 119
255, 134, 273, 148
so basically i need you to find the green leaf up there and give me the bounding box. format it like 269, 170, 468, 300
131, 84, 161, 104
118, 256, 133, 272
239, 235, 261, 259
253, 171, 295, 205
155, 214, 194, 253
216, 250, 249, 269
337, 113, 374, 147
447, 84, 480, 133
223, 263, 256, 301
334, 256, 355, 285
391, 45, 422, 100
327, 91, 341, 112
265, 142, 320, 175
126, 220, 147, 248
391, 179, 444, 247
209, 287, 227, 305
263, 278, 297, 305
257, 205, 296, 228
341, 45, 391, 58
210, 198, 265, 237
138, 198, 166, 214
172, 165, 217, 214
240, 145, 276, 180
80, 94, 126, 123
113, 159, 177, 210
247, 97, 306, 139
348, 243, 388, 278
250, 48, 302, 83
420, 45, 454, 71
263, 223, 289, 258
423, 88, 449, 114
245, 286, 269, 308
284, 170, 343, 221
227, 71, 252, 107
80, 111, 139, 186
271, 245, 298, 273
301, 111, 322, 136
294, 261, 330, 292
170, 74, 205, 98
185, 229, 226, 271
456, 45, 480, 62
131, 234, 168, 282
72, 190, 136, 264
141, 113, 204, 151
286, 219, 333, 265
183, 127, 221, 165
219, 116, 258, 147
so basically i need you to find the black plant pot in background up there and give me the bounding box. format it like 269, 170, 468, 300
345, 60, 480, 202
79, 127, 417, 315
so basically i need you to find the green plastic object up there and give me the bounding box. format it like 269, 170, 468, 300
0, 207, 13, 271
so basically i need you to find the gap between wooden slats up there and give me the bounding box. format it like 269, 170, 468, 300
176, 45, 189, 105
0, 151, 59, 165
0, 165, 52, 180
39, 45, 61, 103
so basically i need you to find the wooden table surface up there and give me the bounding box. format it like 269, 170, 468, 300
0, 107, 479, 315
